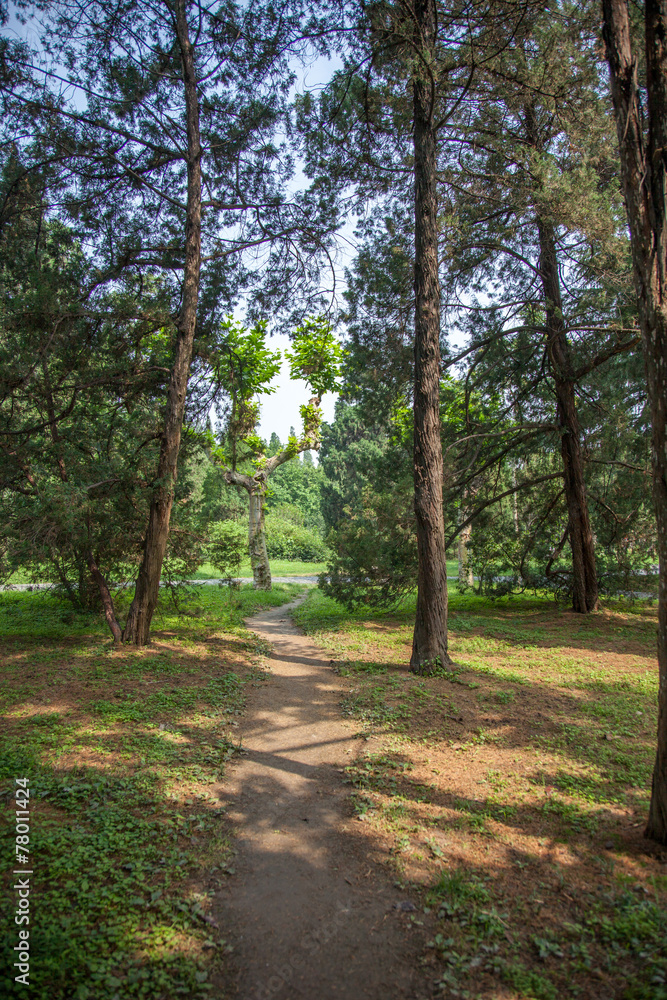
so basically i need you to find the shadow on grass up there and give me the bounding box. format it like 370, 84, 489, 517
288, 587, 667, 998
0, 583, 304, 1000
322, 654, 657, 799
295, 588, 658, 658
1, 582, 665, 1000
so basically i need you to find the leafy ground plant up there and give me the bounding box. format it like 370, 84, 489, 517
293, 588, 667, 1000
0, 583, 302, 999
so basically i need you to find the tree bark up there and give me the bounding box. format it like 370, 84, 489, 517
87, 551, 122, 644
535, 215, 599, 613
457, 486, 474, 587
457, 524, 474, 587
410, 0, 451, 673
123, 0, 202, 645
248, 488, 271, 590
602, 0, 667, 843
223, 471, 272, 590
77, 558, 101, 611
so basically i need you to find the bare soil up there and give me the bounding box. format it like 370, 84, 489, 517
214, 599, 434, 1000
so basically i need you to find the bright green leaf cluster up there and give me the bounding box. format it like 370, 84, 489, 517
219, 316, 281, 403
286, 316, 346, 399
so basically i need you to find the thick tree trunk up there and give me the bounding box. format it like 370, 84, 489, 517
526, 100, 599, 614
602, 0, 667, 843
410, 0, 451, 674
249, 489, 271, 590
123, 0, 202, 645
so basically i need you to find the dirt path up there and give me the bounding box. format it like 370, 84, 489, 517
214, 598, 433, 1000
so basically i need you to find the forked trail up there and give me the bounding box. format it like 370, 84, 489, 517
214, 598, 433, 1000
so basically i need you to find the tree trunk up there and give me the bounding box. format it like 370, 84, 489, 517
410, 0, 451, 674
123, 0, 202, 645
458, 487, 474, 587
526, 103, 599, 614
457, 524, 474, 588
77, 557, 100, 611
87, 551, 122, 644
512, 465, 520, 536
535, 216, 598, 613
602, 0, 667, 843
222, 418, 322, 593
248, 488, 271, 590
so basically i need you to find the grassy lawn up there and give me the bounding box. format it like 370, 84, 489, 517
293, 588, 667, 1000
4, 560, 327, 585
4, 559, 463, 584
0, 582, 304, 999
191, 559, 327, 579
194, 559, 460, 581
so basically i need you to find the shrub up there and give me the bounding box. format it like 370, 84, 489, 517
206, 520, 246, 578
320, 485, 417, 608
264, 511, 327, 561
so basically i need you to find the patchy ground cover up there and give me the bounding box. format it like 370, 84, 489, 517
0, 583, 303, 1000
293, 589, 667, 1000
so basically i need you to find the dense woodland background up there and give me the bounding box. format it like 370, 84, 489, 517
0, 1, 656, 607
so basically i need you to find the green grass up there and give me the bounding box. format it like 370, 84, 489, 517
198, 558, 457, 580
5, 559, 461, 585
191, 559, 326, 579
0, 581, 303, 643
5, 560, 326, 585
0, 582, 302, 999
294, 588, 659, 788
426, 862, 667, 1000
